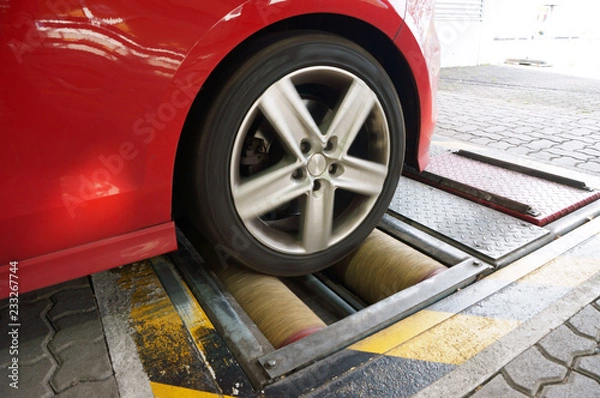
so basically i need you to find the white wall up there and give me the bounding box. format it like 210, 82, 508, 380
436, 0, 600, 67
436, 19, 484, 67
435, 0, 485, 67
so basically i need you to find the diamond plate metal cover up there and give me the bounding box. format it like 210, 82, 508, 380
423, 152, 600, 226
389, 178, 550, 260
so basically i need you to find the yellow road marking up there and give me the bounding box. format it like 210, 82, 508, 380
117, 261, 221, 391
157, 263, 221, 378
520, 255, 600, 287
177, 279, 217, 334
350, 310, 453, 354
151, 381, 234, 398
386, 314, 520, 364
487, 227, 600, 284
121, 262, 198, 368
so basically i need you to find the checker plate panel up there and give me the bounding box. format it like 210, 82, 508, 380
389, 178, 550, 260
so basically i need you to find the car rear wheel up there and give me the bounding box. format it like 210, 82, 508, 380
190, 32, 405, 275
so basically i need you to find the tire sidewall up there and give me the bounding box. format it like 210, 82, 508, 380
193, 33, 405, 275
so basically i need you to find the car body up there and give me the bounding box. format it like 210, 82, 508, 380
0, 0, 440, 297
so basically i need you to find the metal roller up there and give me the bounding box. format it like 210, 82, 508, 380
217, 265, 326, 349
330, 229, 448, 304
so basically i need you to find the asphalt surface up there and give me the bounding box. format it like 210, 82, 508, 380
1, 64, 599, 397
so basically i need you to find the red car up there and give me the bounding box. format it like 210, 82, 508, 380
0, 0, 440, 297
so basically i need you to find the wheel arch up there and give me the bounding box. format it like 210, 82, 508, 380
172, 13, 422, 220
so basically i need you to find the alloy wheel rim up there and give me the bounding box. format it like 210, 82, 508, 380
230, 66, 391, 255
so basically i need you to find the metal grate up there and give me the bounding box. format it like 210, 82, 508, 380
389, 178, 550, 261
435, 0, 484, 21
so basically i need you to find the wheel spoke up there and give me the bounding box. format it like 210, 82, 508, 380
259, 77, 323, 159
325, 79, 376, 156
233, 162, 311, 221
335, 156, 388, 197
301, 181, 335, 253
231, 66, 392, 257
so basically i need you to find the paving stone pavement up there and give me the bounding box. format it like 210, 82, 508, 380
0, 278, 118, 397
435, 65, 600, 175
470, 300, 600, 397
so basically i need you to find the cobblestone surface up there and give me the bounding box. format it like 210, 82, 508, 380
471, 375, 528, 398
0, 278, 118, 397
436, 65, 600, 175
470, 301, 600, 397
540, 372, 599, 398
502, 347, 568, 395
538, 325, 597, 366
568, 305, 600, 341
576, 355, 600, 381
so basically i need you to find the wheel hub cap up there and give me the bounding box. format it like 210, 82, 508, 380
307, 153, 327, 176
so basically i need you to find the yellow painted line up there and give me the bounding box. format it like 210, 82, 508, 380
121, 262, 196, 367
151, 381, 234, 398
520, 255, 600, 287
386, 314, 520, 365
350, 310, 454, 354
156, 261, 221, 377
177, 278, 217, 333
117, 261, 221, 392
487, 223, 600, 284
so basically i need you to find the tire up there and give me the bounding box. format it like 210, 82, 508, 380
189, 32, 405, 276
